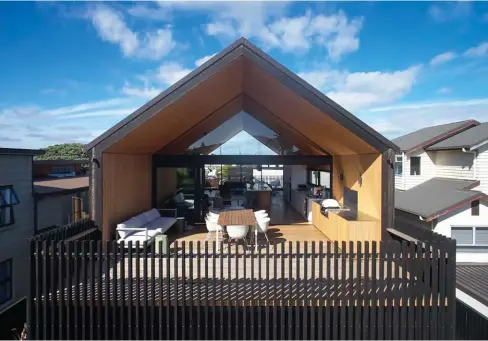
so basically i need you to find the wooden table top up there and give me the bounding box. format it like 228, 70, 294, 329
218, 209, 256, 226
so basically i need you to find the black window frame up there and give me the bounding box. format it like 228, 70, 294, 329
0, 185, 20, 228
471, 200, 480, 216
307, 168, 330, 187
410, 156, 421, 176
0, 258, 13, 305
395, 155, 403, 176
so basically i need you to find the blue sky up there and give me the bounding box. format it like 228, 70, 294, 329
1, 1, 488, 150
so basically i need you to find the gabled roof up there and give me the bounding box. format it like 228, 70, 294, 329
427, 122, 488, 151
84, 38, 399, 156
392, 120, 479, 154
395, 177, 485, 221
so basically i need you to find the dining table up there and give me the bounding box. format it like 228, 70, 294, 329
217, 208, 260, 251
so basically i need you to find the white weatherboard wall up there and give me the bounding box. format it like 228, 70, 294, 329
403, 151, 436, 190
435, 150, 475, 180
434, 202, 488, 263
475, 144, 488, 195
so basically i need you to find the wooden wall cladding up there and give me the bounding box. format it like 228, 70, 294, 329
102, 153, 152, 240
156, 167, 177, 206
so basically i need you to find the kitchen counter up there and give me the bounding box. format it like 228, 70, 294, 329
290, 189, 324, 222
312, 201, 381, 243
245, 184, 272, 210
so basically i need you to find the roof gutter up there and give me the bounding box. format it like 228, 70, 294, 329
426, 193, 488, 222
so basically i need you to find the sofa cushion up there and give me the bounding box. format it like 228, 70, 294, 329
116, 217, 141, 239
132, 213, 148, 227
143, 208, 160, 222
118, 228, 160, 246
145, 217, 177, 234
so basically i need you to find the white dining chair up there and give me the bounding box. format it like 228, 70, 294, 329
226, 225, 249, 252
204, 217, 223, 250
255, 216, 271, 245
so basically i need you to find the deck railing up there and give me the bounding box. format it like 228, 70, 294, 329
28, 238, 456, 340
32, 218, 100, 242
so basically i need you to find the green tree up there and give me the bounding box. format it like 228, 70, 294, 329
34, 143, 89, 160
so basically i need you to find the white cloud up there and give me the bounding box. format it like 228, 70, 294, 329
436, 87, 452, 94
156, 62, 192, 86
87, 5, 175, 59
430, 52, 457, 66
195, 53, 217, 67
200, 3, 362, 61
464, 42, 488, 57
429, 2, 472, 22
300, 65, 421, 112
121, 83, 162, 99
127, 4, 171, 21
40, 88, 67, 96
364, 98, 488, 138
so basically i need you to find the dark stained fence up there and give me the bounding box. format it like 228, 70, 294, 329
33, 218, 100, 242
28, 239, 456, 340
456, 300, 488, 340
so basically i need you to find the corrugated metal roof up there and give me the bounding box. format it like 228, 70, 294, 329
392, 120, 478, 153
427, 122, 488, 151
395, 177, 483, 220
457, 264, 488, 307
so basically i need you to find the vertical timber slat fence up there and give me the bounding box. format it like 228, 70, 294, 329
28, 239, 456, 340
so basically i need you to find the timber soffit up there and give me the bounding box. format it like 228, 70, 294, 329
84, 37, 399, 154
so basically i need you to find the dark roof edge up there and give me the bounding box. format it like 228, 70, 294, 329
34, 186, 89, 198
34, 159, 89, 164
0, 148, 44, 156
240, 39, 400, 153
405, 120, 480, 154
83, 38, 247, 153
84, 37, 399, 154
426, 193, 487, 222
457, 283, 488, 308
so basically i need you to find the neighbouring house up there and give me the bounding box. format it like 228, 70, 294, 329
0, 148, 43, 313
33, 159, 89, 232
393, 121, 488, 262
393, 121, 488, 336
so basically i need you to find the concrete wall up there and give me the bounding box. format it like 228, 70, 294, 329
0, 154, 34, 311
434, 201, 488, 263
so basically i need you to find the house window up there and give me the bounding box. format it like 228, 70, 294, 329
471, 200, 480, 216
0, 186, 20, 228
395, 155, 403, 176
410, 156, 421, 175
51, 165, 74, 174
452, 226, 488, 246
0, 259, 13, 305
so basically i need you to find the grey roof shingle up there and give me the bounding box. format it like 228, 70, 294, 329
427, 122, 488, 151
457, 264, 488, 307
392, 120, 479, 153
395, 177, 483, 220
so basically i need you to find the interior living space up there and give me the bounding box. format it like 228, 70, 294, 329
83, 38, 399, 248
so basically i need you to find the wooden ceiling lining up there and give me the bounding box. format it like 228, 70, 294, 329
106, 58, 245, 154
157, 95, 245, 154
242, 59, 378, 155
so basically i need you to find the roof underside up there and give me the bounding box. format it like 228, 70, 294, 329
85, 38, 398, 156
395, 177, 484, 220
427, 122, 488, 151
392, 120, 479, 153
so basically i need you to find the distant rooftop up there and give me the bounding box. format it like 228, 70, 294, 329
0, 147, 44, 156
395, 177, 485, 221
427, 122, 488, 151
34, 176, 89, 196
392, 120, 479, 154
34, 159, 89, 165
